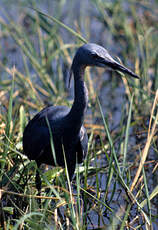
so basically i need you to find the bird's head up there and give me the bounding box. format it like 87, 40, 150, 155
69, 43, 139, 86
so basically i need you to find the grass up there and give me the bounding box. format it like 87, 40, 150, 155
0, 0, 158, 229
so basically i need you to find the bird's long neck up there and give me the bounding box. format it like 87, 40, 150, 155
67, 66, 88, 132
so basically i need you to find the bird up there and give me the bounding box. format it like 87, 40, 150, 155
23, 43, 139, 192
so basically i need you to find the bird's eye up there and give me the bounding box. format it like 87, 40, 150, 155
91, 53, 98, 59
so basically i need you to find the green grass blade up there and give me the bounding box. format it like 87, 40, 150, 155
140, 185, 158, 208
120, 204, 132, 230
97, 97, 121, 174
19, 105, 27, 139
62, 147, 78, 230
46, 117, 57, 166
29, 7, 87, 43
12, 212, 44, 230
122, 94, 134, 174
2, 69, 15, 171
142, 166, 152, 225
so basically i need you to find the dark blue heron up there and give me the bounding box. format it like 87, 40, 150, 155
23, 43, 139, 192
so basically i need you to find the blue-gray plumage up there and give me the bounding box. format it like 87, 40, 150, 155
23, 43, 139, 191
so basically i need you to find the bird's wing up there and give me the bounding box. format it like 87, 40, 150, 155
23, 105, 70, 160
76, 126, 88, 163
23, 124, 50, 160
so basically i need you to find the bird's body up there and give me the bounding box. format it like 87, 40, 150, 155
23, 105, 88, 179
23, 43, 139, 187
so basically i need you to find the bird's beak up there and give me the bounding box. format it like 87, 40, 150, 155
100, 56, 139, 79
107, 60, 139, 79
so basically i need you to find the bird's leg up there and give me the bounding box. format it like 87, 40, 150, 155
35, 169, 41, 195
67, 159, 76, 182
35, 162, 41, 206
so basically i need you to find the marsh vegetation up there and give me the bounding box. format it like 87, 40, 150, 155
0, 1, 158, 229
